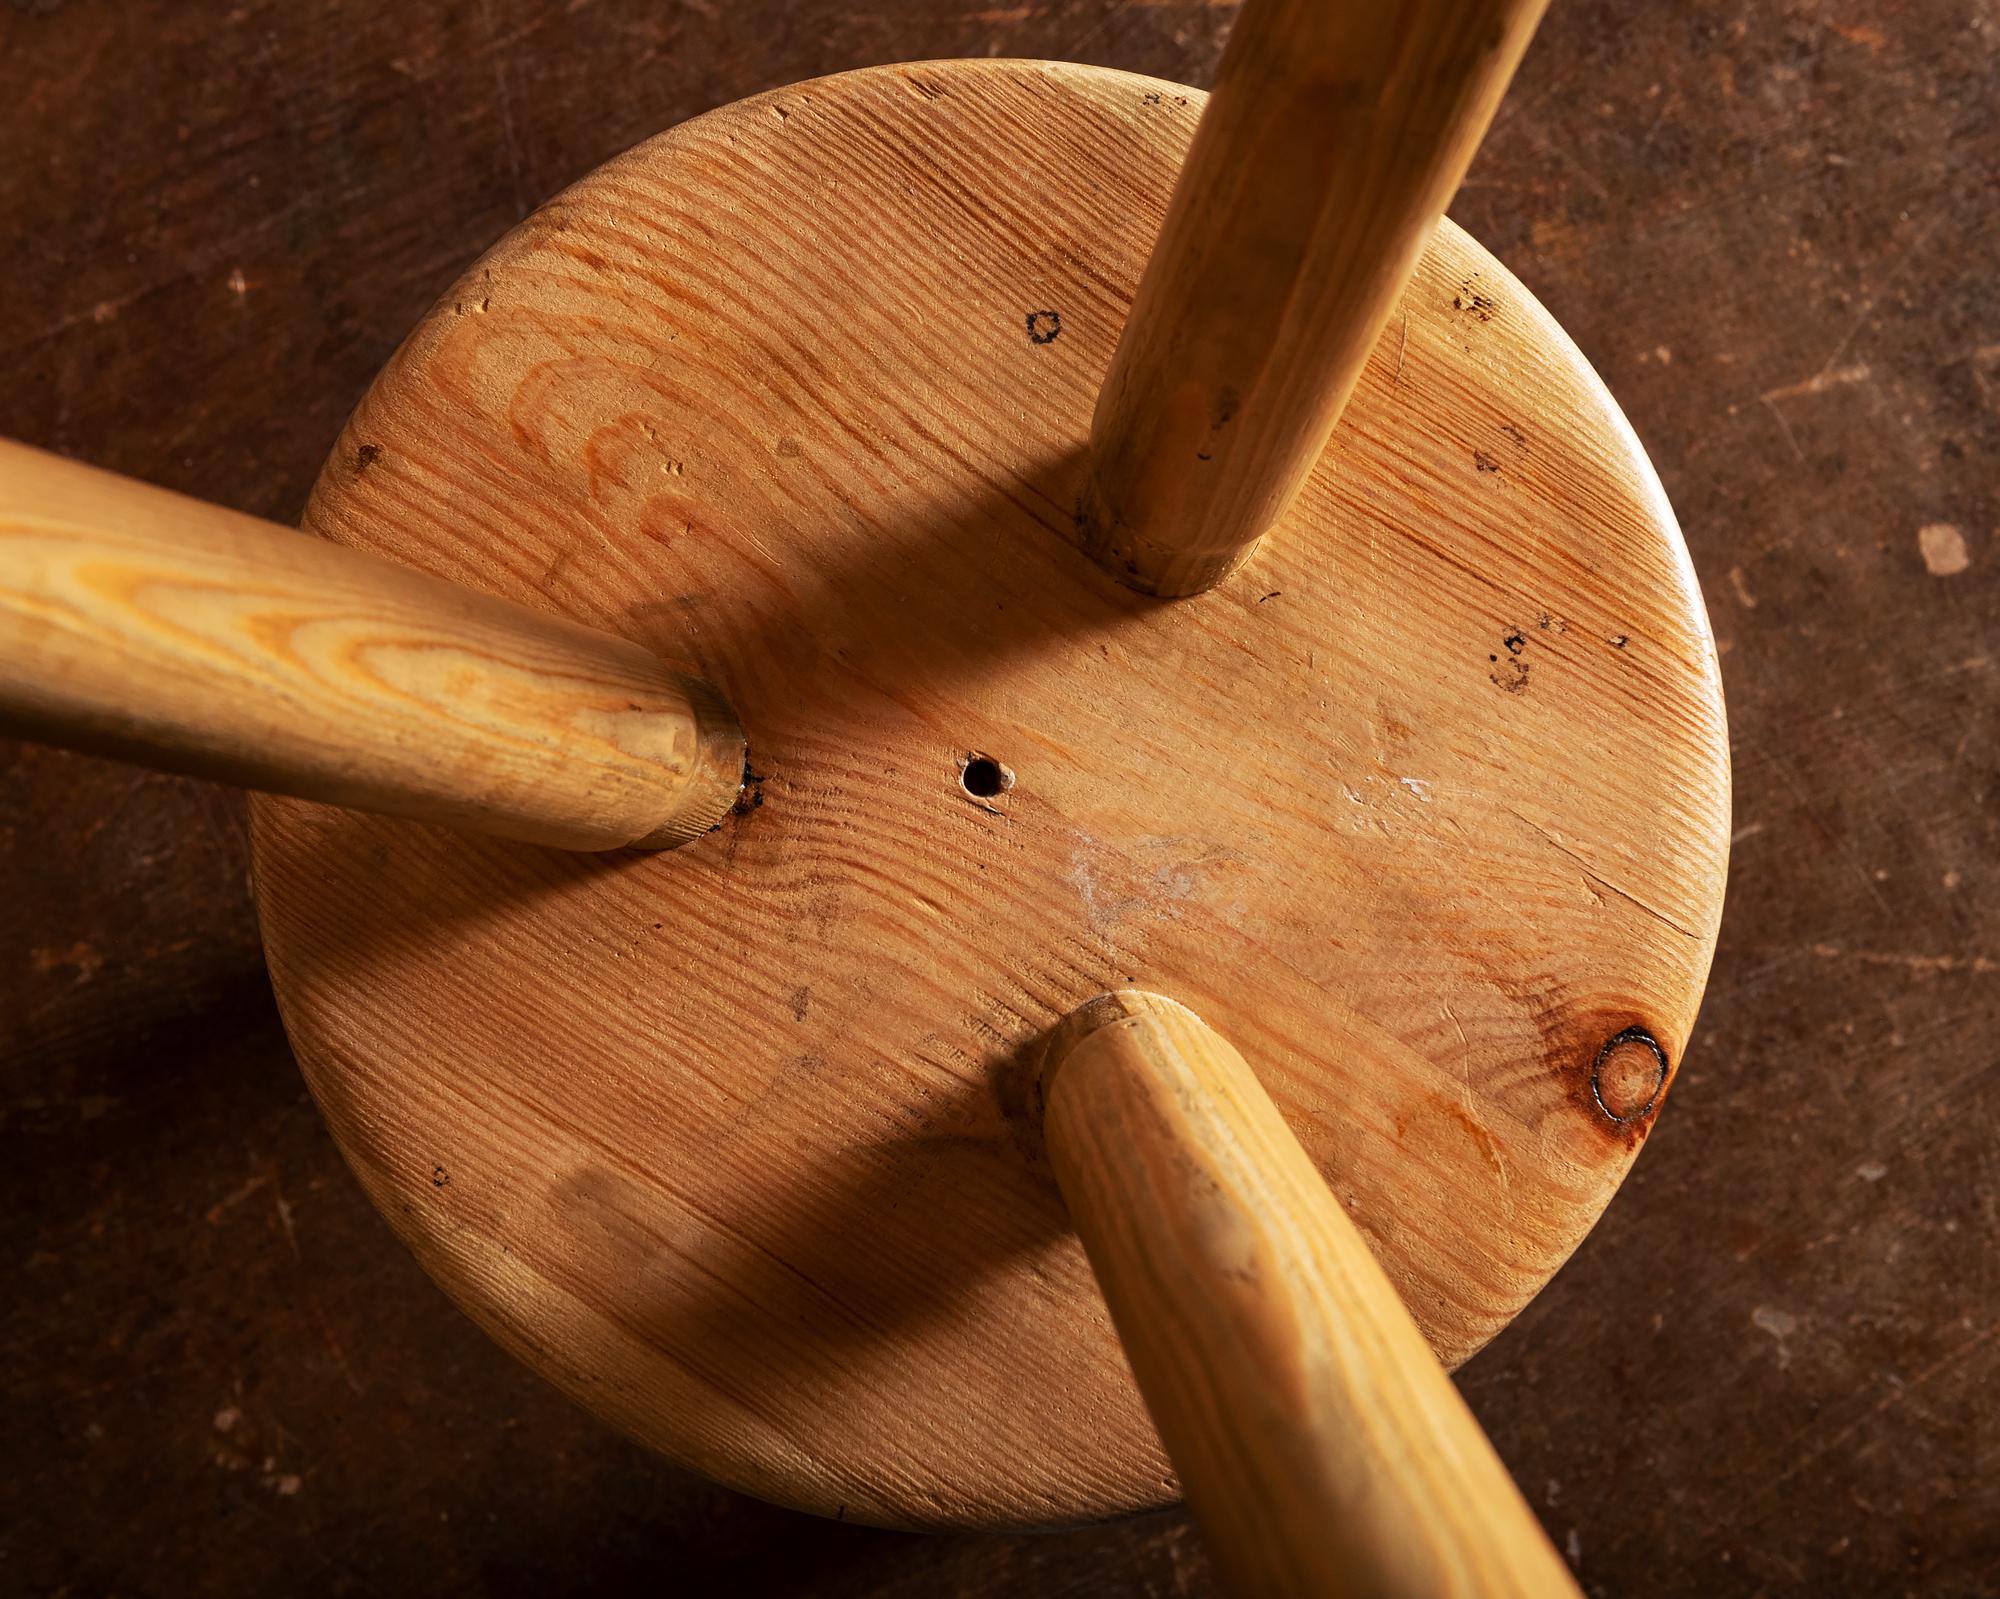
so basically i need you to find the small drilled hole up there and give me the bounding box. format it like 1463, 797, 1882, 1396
960, 754, 1013, 799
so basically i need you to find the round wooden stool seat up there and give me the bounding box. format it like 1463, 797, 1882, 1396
248, 59, 1729, 1529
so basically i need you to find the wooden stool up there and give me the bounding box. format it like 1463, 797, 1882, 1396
0, 2, 1727, 1591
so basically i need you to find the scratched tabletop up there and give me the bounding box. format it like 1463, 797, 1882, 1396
1, 2, 1992, 1594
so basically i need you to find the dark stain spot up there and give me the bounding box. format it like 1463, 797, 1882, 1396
1566, 191, 1608, 225
1454, 278, 1497, 321
1026, 310, 1062, 344
1474, 450, 1502, 473
789, 986, 811, 1022
1501, 422, 1528, 449
353, 443, 382, 474
1142, 92, 1161, 105
1471, 962, 1672, 1152
1592, 1028, 1670, 1123
432, 1165, 449, 1187
1490, 656, 1531, 694
775, 435, 803, 458
1211, 387, 1240, 429
731, 763, 767, 818
1503, 630, 1528, 655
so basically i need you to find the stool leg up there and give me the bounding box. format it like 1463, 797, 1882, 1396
1081, 0, 1549, 596
0, 441, 743, 850
1043, 990, 1580, 1598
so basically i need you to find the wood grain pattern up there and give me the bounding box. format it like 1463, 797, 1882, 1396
0, 441, 744, 849
1080, 0, 1550, 596
247, 59, 1728, 1528
1044, 991, 1581, 1597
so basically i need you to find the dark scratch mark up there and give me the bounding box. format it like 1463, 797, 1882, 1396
1505, 808, 1702, 940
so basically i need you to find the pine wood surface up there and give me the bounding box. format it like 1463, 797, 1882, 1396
1043, 990, 1581, 1597
245, 58, 1727, 1527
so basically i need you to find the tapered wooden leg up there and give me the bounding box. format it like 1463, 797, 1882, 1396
1080, 0, 1549, 596
1042, 991, 1581, 1598
0, 441, 743, 850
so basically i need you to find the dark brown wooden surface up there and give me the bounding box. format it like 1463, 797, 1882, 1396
1, 1, 1992, 1593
